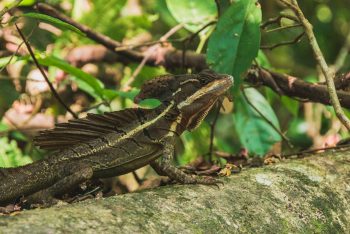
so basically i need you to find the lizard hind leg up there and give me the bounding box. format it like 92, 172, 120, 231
24, 165, 93, 208
151, 140, 222, 186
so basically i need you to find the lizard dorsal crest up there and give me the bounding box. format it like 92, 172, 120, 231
134, 74, 179, 103
134, 70, 221, 104
34, 108, 153, 151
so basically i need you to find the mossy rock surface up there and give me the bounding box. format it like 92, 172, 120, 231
1, 149, 349, 233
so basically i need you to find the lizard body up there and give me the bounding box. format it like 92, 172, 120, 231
0, 70, 233, 206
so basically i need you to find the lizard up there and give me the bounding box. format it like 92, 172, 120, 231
0, 69, 233, 206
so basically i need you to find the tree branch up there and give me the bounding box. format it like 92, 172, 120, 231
246, 67, 350, 109
33, 3, 350, 111
280, 0, 350, 130
35, 3, 208, 71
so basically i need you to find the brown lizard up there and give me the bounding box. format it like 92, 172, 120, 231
0, 70, 233, 206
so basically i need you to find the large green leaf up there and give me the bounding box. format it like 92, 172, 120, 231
234, 88, 281, 156
215, 0, 231, 16
37, 55, 104, 99
166, 0, 217, 32
207, 0, 261, 86
19, 13, 84, 36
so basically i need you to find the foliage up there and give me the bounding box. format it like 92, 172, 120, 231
0, 136, 32, 168
12, 13, 84, 36
0, 0, 349, 168
234, 88, 281, 156
166, 0, 217, 33
207, 0, 261, 86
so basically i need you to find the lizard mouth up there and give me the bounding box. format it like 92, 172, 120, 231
177, 74, 234, 110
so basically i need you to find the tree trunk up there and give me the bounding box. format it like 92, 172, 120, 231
1, 149, 349, 233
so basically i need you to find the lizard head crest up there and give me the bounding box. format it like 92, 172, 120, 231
134, 70, 233, 103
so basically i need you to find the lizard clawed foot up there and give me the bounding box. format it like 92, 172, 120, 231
153, 161, 223, 187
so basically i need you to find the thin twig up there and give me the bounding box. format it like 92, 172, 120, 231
264, 23, 302, 33
0, 41, 24, 73
261, 14, 299, 29
114, 40, 170, 52
113, 21, 216, 53
183, 21, 217, 44
121, 23, 184, 90
281, 143, 350, 158
242, 88, 293, 148
0, 75, 47, 81
35, 3, 143, 62
0, 22, 38, 73
280, 0, 350, 131
261, 31, 305, 50
181, 21, 216, 71
35, 3, 208, 71
15, 23, 78, 119
208, 100, 222, 162
0, 0, 23, 19
132, 171, 142, 185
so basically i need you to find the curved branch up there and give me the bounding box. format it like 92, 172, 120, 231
33, 3, 350, 109
246, 67, 350, 109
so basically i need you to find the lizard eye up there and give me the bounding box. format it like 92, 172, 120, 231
199, 77, 207, 84
198, 69, 217, 85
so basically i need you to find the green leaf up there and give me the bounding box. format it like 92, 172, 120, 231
37, 55, 104, 98
138, 98, 161, 108
216, 0, 231, 16
71, 77, 101, 99
234, 88, 281, 156
18, 0, 35, 6
0, 56, 19, 68
10, 130, 28, 142
0, 137, 32, 168
102, 89, 140, 101
207, 0, 262, 87
166, 0, 217, 32
20, 13, 84, 36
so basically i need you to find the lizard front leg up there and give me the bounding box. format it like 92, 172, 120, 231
25, 164, 93, 207
152, 139, 221, 185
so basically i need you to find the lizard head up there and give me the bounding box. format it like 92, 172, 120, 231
135, 69, 233, 130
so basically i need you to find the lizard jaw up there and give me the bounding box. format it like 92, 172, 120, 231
177, 74, 233, 110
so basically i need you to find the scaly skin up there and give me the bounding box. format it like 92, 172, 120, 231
0, 70, 233, 206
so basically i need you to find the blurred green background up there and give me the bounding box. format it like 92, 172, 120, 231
0, 0, 349, 169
